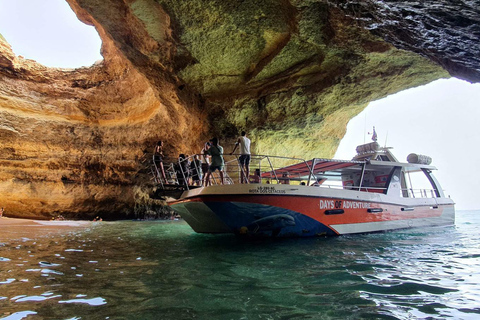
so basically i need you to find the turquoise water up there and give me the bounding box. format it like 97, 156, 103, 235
1, 211, 479, 320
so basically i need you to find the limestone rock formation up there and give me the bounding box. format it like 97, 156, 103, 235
1, 0, 477, 219
0, 33, 206, 219
335, 0, 480, 82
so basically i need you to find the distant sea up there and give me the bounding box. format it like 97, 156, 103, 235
1, 210, 479, 319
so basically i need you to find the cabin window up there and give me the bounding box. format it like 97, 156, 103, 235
403, 169, 438, 198
341, 169, 391, 193
376, 155, 390, 161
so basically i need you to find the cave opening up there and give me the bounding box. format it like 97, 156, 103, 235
0, 0, 103, 68
335, 78, 480, 210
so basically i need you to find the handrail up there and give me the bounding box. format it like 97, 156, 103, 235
149, 152, 313, 187
402, 188, 439, 199
149, 153, 442, 199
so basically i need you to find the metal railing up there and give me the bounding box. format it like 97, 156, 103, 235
149, 153, 442, 198
404, 188, 439, 199
150, 153, 235, 189
150, 153, 314, 190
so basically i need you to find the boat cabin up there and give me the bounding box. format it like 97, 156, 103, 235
260, 142, 445, 199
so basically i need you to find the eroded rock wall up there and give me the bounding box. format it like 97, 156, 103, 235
137, 0, 447, 157
0, 34, 207, 219
334, 0, 480, 82
0, 0, 464, 219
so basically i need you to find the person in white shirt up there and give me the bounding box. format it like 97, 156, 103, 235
230, 131, 251, 184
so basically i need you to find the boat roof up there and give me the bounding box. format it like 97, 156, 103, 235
368, 159, 437, 171
261, 158, 362, 178
261, 158, 437, 178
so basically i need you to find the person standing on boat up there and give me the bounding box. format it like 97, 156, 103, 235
190, 154, 203, 186
230, 131, 251, 184
153, 140, 167, 183
204, 137, 225, 185
175, 154, 190, 185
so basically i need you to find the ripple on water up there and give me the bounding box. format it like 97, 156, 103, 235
12, 295, 62, 302
38, 261, 61, 267
1, 214, 480, 319
58, 297, 106, 306
0, 279, 15, 285
0, 311, 37, 320
358, 281, 458, 295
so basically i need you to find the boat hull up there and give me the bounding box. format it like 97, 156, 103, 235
169, 185, 455, 237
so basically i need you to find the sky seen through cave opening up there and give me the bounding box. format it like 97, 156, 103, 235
0, 0, 102, 68
1, 0, 480, 210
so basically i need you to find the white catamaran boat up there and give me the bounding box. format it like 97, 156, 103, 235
152, 141, 455, 237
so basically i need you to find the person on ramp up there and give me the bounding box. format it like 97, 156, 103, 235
230, 131, 251, 184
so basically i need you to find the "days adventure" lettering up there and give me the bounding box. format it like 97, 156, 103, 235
319, 200, 371, 209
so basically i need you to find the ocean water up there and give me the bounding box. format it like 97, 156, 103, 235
1, 211, 479, 320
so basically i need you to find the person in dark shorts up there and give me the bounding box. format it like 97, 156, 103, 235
153, 140, 167, 182
230, 131, 251, 183
204, 137, 225, 185
190, 155, 203, 186
175, 154, 190, 185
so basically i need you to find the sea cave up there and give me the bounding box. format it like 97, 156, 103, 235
0, 0, 479, 219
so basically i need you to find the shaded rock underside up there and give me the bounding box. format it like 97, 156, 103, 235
1, 0, 477, 219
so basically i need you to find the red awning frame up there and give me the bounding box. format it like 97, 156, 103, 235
261, 158, 364, 178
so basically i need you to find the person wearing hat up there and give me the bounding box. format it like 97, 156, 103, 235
203, 137, 225, 185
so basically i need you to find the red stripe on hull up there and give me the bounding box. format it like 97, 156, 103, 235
170, 194, 448, 226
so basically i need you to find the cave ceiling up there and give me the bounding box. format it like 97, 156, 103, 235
0, 0, 478, 219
